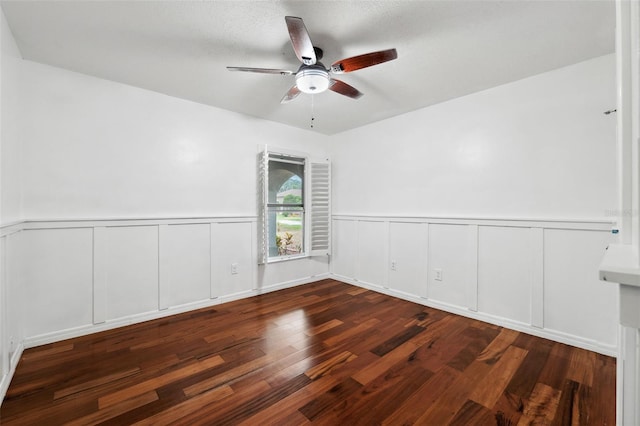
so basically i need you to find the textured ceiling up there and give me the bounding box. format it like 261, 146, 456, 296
1, 1, 615, 135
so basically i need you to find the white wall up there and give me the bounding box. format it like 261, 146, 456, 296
19, 60, 328, 220
1, 9, 21, 225
329, 55, 619, 355
330, 54, 616, 220
0, 8, 24, 403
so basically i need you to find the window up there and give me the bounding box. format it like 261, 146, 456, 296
268, 154, 305, 259
258, 148, 330, 264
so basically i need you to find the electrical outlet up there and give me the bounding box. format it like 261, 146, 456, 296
391, 260, 397, 271
231, 263, 239, 275
434, 268, 443, 281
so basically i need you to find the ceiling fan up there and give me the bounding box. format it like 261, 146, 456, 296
227, 16, 398, 103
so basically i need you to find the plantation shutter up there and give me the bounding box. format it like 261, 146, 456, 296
309, 161, 331, 257
257, 149, 268, 264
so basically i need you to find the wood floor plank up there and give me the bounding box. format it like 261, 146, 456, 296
305, 318, 343, 336
139, 381, 272, 426
381, 366, 459, 425
298, 377, 363, 421
347, 287, 368, 296
449, 399, 496, 425
237, 376, 341, 426
244, 343, 327, 388
505, 337, 553, 399
566, 347, 596, 387
54, 367, 141, 400
489, 341, 553, 425
410, 320, 477, 373
538, 346, 573, 390
66, 390, 159, 426
518, 382, 562, 425
304, 350, 358, 380
311, 363, 434, 425
476, 327, 520, 364
589, 353, 617, 425
0, 279, 616, 425
20, 344, 75, 361
314, 350, 380, 383
414, 361, 492, 425
321, 317, 381, 346
131, 385, 234, 426
181, 345, 296, 397
469, 345, 528, 408
551, 379, 590, 426
493, 391, 525, 426
351, 314, 464, 386
370, 324, 425, 357
331, 315, 412, 356
98, 355, 224, 408
185, 373, 312, 426
447, 325, 501, 372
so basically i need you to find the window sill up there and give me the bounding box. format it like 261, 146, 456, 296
266, 254, 308, 264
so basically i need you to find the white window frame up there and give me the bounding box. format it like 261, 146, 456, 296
258, 146, 330, 264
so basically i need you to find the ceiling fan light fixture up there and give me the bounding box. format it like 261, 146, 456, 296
228, 17, 398, 104
295, 68, 330, 94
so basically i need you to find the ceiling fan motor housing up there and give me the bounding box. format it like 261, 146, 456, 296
295, 64, 330, 94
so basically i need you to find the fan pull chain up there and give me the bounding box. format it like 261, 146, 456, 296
310, 95, 315, 129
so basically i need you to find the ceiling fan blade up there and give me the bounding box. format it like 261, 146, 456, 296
285, 16, 316, 65
329, 79, 363, 99
281, 85, 301, 103
330, 48, 398, 74
227, 67, 294, 75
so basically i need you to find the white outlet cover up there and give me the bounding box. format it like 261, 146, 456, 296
434, 269, 443, 281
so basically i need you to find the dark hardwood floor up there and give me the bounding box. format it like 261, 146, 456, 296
1, 279, 615, 425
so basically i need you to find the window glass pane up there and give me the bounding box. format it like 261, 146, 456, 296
268, 206, 304, 257
268, 160, 304, 206
276, 175, 302, 205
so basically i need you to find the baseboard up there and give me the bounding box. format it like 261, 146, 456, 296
0, 342, 24, 406
254, 272, 331, 295
331, 274, 618, 357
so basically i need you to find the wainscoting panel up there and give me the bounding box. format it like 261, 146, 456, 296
356, 220, 387, 288
211, 222, 253, 298
332, 215, 617, 355
477, 226, 533, 324
0, 236, 5, 380
543, 228, 617, 346
427, 223, 476, 309
104, 226, 159, 321
164, 223, 211, 308
1, 229, 25, 404
331, 218, 357, 279
5, 231, 23, 363
21, 228, 93, 337
388, 221, 428, 298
